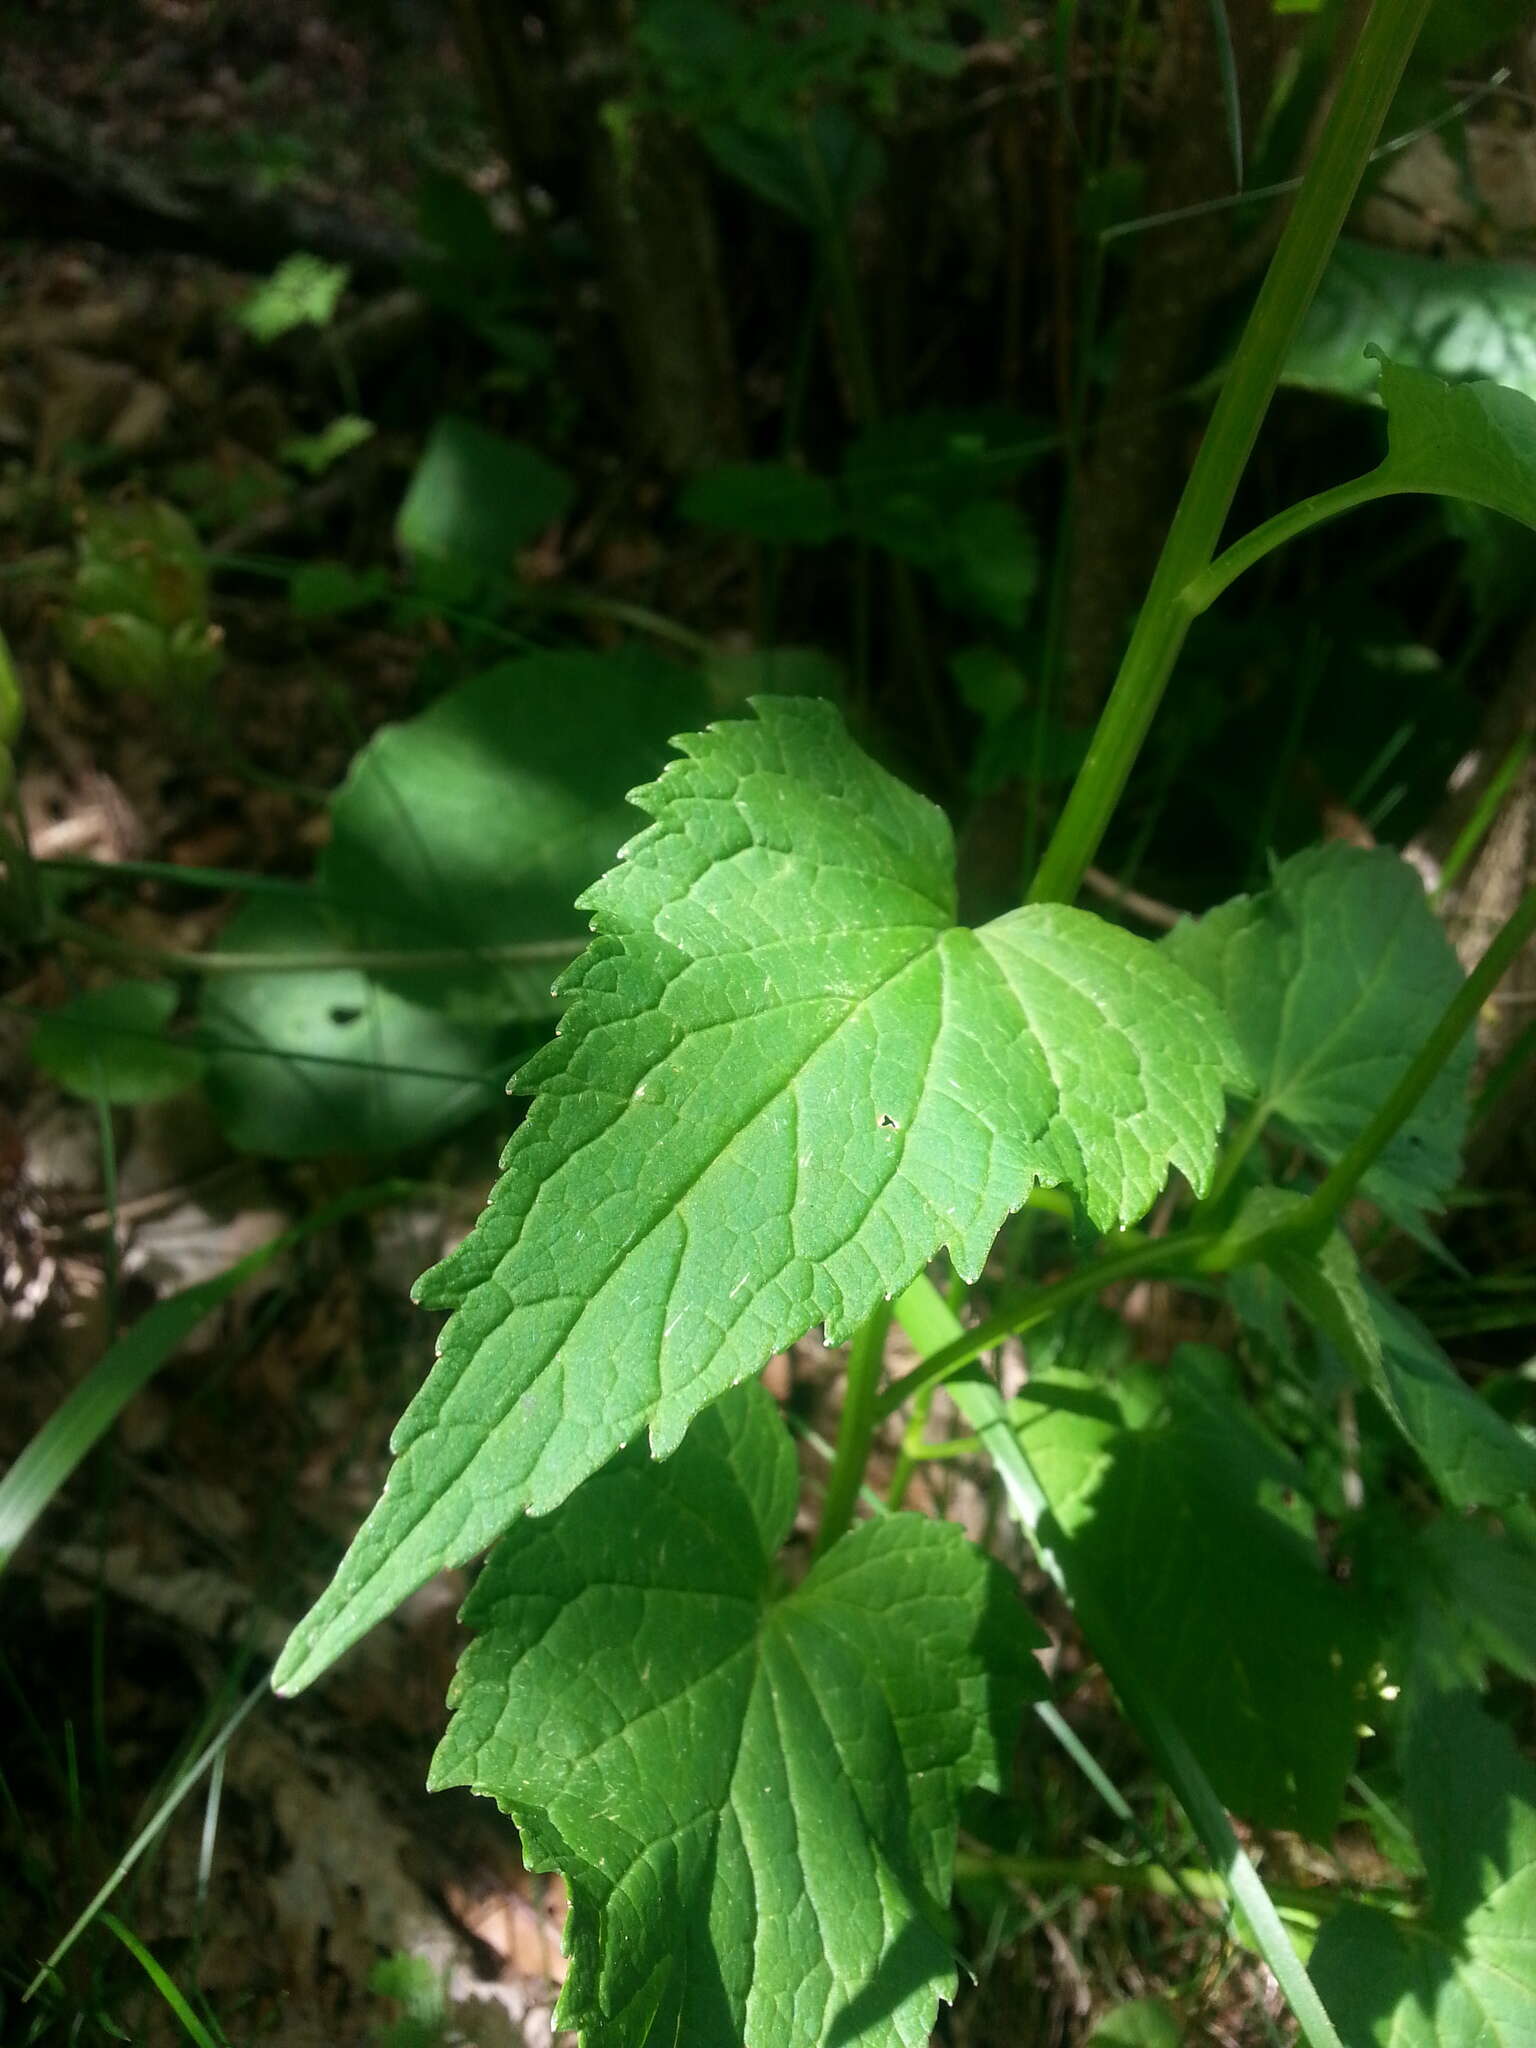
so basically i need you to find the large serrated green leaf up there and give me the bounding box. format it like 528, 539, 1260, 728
1309, 1691, 1536, 2046
1163, 843, 1471, 1225
1015, 1345, 1373, 1839
430, 1382, 1043, 2048
275, 696, 1236, 1691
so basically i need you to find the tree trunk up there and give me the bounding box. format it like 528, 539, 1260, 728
458, 0, 744, 475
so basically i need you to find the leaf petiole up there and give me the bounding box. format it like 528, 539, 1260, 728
813, 1298, 893, 1556
879, 1227, 1213, 1419
1181, 474, 1395, 615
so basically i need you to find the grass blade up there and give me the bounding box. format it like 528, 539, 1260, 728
25, 1680, 265, 2001
893, 1275, 1347, 2048
98, 1913, 225, 2048
1205, 0, 1244, 190
0, 1182, 409, 1573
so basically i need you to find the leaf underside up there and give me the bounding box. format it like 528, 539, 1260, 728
275, 696, 1237, 1692
432, 1383, 1044, 2048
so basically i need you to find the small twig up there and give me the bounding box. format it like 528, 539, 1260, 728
1081, 865, 1183, 930
56, 915, 584, 978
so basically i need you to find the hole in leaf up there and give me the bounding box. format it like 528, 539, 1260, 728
877, 1112, 898, 1130
328, 1005, 363, 1027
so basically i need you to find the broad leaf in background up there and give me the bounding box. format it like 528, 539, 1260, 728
842, 410, 1050, 528
842, 411, 1046, 572
1310, 1690, 1536, 2045
275, 696, 1237, 1690
1163, 842, 1471, 1225
32, 981, 204, 1106
199, 899, 505, 1157
320, 649, 706, 1020
1015, 1346, 1372, 1838
1288, 241, 1536, 402
699, 105, 886, 228
680, 462, 844, 544
395, 416, 574, 575
410, 168, 553, 379
927, 498, 1039, 627
432, 1383, 1043, 2048
1085, 2000, 1182, 2048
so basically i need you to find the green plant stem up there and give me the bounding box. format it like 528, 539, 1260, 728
1027, 0, 1433, 907
953, 1849, 1414, 1922
1182, 475, 1394, 614
516, 587, 712, 658
1435, 731, 1534, 900
885, 1380, 934, 1510
42, 854, 315, 897
55, 913, 582, 977
1281, 883, 1536, 1246
880, 1229, 1210, 1419
893, 1276, 1347, 2048
814, 1301, 892, 1557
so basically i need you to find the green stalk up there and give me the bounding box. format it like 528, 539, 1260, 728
813, 1300, 893, 1556
894, 1275, 1348, 2048
1435, 731, 1534, 900
885, 1380, 935, 1510
1027, 0, 1433, 907
1182, 475, 1394, 614
954, 1849, 1413, 1922
1285, 883, 1536, 1246
55, 913, 582, 978
880, 1229, 1210, 1419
